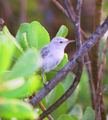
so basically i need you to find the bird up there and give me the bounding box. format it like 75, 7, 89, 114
39, 37, 75, 86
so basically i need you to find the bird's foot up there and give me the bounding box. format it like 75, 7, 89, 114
43, 82, 50, 91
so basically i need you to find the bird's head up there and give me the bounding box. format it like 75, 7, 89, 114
50, 37, 75, 50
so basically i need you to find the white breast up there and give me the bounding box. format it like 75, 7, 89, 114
42, 49, 64, 72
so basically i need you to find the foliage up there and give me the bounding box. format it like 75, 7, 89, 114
0, 26, 42, 119
56, 106, 95, 120
0, 22, 70, 119
0, 0, 108, 119
0, 21, 96, 120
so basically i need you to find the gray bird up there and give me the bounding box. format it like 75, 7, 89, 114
39, 37, 75, 86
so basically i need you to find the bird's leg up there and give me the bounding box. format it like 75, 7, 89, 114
42, 71, 46, 85
42, 71, 48, 89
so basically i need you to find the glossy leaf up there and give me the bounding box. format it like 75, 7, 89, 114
57, 114, 73, 120
62, 73, 78, 111
0, 75, 43, 98
0, 99, 37, 119
70, 114, 78, 120
82, 107, 95, 120
45, 83, 67, 119
3, 26, 23, 58
20, 33, 28, 50
7, 49, 42, 80
78, 67, 91, 106
27, 21, 50, 51
68, 104, 83, 120
16, 23, 29, 43
0, 33, 14, 76
56, 25, 68, 37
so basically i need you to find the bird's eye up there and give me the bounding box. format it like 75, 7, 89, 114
60, 41, 63, 43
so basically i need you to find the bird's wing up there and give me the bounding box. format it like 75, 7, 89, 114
40, 45, 50, 59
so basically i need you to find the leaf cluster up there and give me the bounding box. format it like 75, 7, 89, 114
0, 22, 71, 119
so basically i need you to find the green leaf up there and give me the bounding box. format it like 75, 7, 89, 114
45, 53, 68, 80
70, 114, 78, 120
56, 25, 68, 37
7, 49, 42, 80
0, 33, 14, 76
57, 114, 73, 120
3, 26, 23, 58
27, 21, 50, 51
45, 83, 67, 120
0, 75, 43, 98
82, 107, 95, 120
68, 104, 83, 120
103, 1, 108, 10
16, 23, 29, 43
0, 99, 37, 119
62, 73, 78, 111
78, 67, 91, 106
20, 33, 28, 50
62, 73, 74, 91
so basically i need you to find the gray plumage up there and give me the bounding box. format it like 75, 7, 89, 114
39, 37, 75, 86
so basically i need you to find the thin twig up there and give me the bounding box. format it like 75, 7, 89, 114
29, 17, 108, 108
74, 0, 82, 49
38, 102, 54, 120
84, 54, 95, 109
52, 0, 69, 18
62, 0, 96, 110
62, 0, 75, 24
29, 92, 54, 120
95, 37, 108, 120
53, 0, 88, 40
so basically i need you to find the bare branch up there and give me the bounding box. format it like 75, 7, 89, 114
84, 54, 95, 109
90, 0, 103, 90
51, 0, 69, 18
62, 0, 88, 40
38, 102, 54, 120
52, 0, 88, 40
95, 37, 108, 120
62, 0, 96, 109
75, 0, 82, 49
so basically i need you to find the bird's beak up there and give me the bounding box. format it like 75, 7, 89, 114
68, 40, 75, 43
